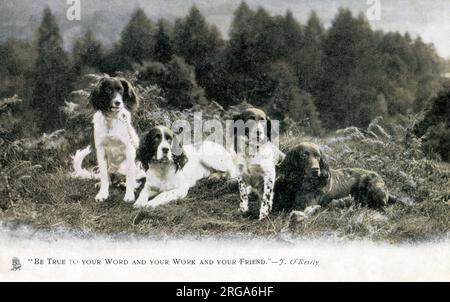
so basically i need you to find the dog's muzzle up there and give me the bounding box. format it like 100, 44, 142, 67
310, 168, 320, 177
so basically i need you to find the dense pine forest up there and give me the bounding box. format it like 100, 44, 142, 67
1, 3, 448, 135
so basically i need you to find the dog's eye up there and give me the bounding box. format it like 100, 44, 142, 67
303, 151, 310, 157
153, 134, 161, 142
105, 88, 112, 94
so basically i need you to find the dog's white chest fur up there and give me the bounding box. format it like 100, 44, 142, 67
146, 145, 213, 191
94, 111, 134, 174
241, 143, 282, 176
236, 142, 285, 220
146, 165, 179, 192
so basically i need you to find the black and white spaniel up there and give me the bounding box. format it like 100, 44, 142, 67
231, 108, 285, 220
72, 76, 144, 203
134, 126, 239, 208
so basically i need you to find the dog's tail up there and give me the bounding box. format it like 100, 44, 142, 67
388, 194, 413, 206
71, 146, 101, 180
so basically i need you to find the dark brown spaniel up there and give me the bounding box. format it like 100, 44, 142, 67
274, 142, 396, 213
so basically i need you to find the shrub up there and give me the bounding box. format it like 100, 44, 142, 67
414, 87, 450, 161
137, 57, 208, 110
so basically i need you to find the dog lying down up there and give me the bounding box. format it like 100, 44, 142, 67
134, 126, 239, 209
274, 142, 400, 221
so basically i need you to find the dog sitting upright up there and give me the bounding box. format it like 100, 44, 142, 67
231, 108, 285, 220
72, 76, 143, 202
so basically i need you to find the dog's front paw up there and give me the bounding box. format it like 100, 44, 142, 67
134, 180, 142, 189
259, 214, 268, 221
133, 198, 148, 209
259, 207, 270, 221
239, 203, 249, 214
124, 192, 136, 203
95, 190, 109, 202
304, 205, 322, 217
290, 211, 307, 222
208, 172, 223, 182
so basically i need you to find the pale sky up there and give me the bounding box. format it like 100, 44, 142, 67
1, 0, 449, 58
183, 0, 450, 58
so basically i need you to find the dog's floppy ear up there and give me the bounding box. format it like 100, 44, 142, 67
318, 151, 331, 187
266, 116, 272, 142
275, 149, 286, 166
172, 135, 188, 172
274, 147, 304, 212
173, 152, 188, 172
91, 78, 109, 112
232, 112, 245, 123
120, 79, 139, 111
278, 146, 306, 183
230, 113, 245, 153
137, 131, 156, 171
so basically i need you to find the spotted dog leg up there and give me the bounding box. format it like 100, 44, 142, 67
238, 177, 250, 214
259, 176, 275, 220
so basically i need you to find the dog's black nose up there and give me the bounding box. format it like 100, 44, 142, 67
311, 168, 320, 176
162, 147, 169, 154
114, 101, 121, 107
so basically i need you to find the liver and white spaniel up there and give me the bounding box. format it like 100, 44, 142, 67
274, 142, 397, 219
72, 76, 144, 203
231, 108, 285, 220
134, 126, 239, 208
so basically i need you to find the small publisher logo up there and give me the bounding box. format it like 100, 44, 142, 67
11, 257, 22, 271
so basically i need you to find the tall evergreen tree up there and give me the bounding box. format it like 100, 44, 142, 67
222, 1, 255, 105
269, 62, 323, 135
228, 5, 277, 72
173, 6, 223, 93
225, 4, 277, 105
295, 11, 323, 94
249, 8, 277, 64
274, 10, 303, 60
377, 32, 418, 116
72, 30, 104, 75
318, 10, 383, 128
119, 8, 154, 65
411, 37, 443, 112
153, 19, 173, 64
0, 38, 35, 99
31, 8, 72, 132
227, 1, 255, 74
